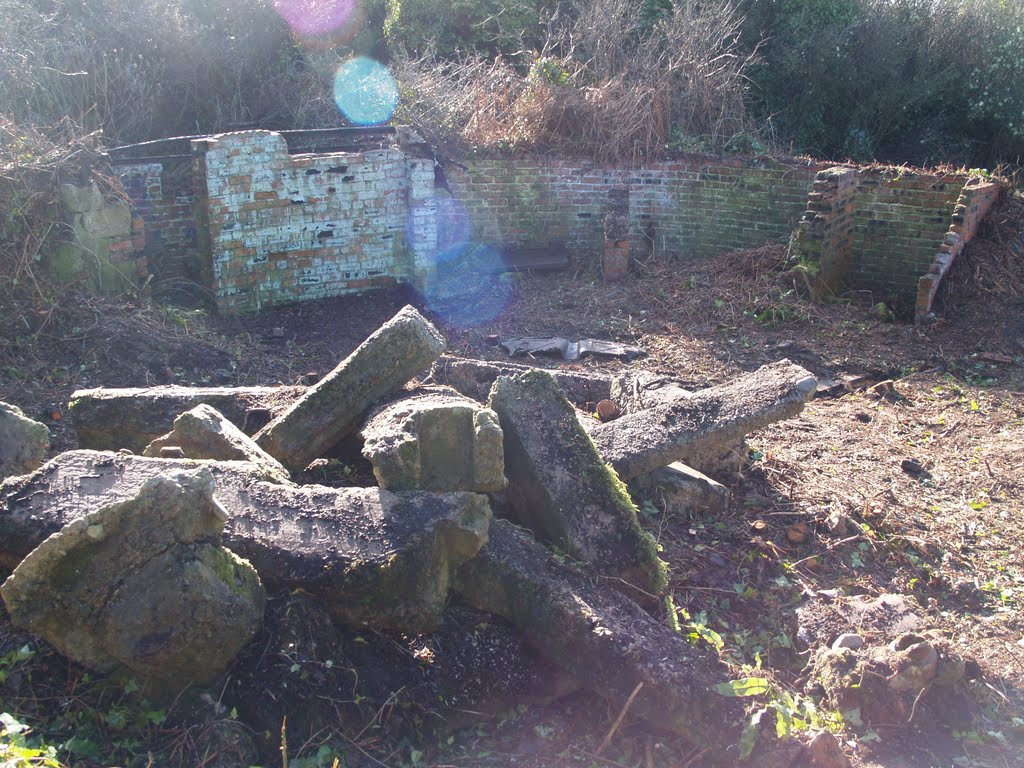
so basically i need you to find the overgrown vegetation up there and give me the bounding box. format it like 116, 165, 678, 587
1, 0, 1021, 165
392, 0, 753, 160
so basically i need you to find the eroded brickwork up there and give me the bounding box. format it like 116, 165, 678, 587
118, 160, 198, 288
790, 166, 1002, 318
191, 131, 433, 313
98, 130, 1002, 319
446, 158, 821, 262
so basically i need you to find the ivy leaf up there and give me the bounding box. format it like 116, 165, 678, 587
714, 677, 770, 697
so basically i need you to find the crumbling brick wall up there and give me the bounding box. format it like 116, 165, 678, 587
190, 130, 435, 313
791, 166, 1002, 318
850, 170, 962, 307
96, 130, 1002, 318
445, 157, 821, 262
118, 159, 199, 290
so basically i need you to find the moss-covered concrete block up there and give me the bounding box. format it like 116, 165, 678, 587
361, 387, 505, 493
256, 305, 446, 472
1, 469, 265, 689
488, 370, 666, 595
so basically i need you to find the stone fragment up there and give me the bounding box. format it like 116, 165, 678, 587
488, 370, 665, 594
629, 462, 728, 516
256, 305, 446, 471
69, 385, 306, 453
0, 469, 265, 688
454, 520, 743, 755
0, 451, 489, 631
831, 633, 865, 651
361, 388, 505, 492
590, 360, 817, 481
0, 402, 49, 481
144, 404, 289, 483
609, 370, 692, 414
426, 355, 612, 405
806, 731, 851, 768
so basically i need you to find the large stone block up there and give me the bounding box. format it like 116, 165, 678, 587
630, 462, 729, 516
70, 385, 307, 453
143, 403, 289, 483
591, 360, 816, 480
361, 388, 505, 492
488, 370, 666, 595
0, 451, 489, 632
1, 469, 265, 689
0, 402, 49, 481
426, 355, 612, 405
455, 520, 743, 756
256, 305, 446, 472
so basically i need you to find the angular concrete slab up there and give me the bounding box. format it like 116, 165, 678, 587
361, 388, 505, 492
143, 403, 289, 483
0, 402, 49, 481
0, 451, 490, 631
591, 360, 817, 481
1, 468, 264, 687
256, 305, 446, 472
609, 370, 692, 414
630, 462, 729, 516
427, 355, 612, 405
455, 520, 744, 755
69, 385, 306, 453
488, 370, 666, 595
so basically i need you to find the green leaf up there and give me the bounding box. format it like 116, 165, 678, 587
714, 677, 770, 697
739, 708, 766, 759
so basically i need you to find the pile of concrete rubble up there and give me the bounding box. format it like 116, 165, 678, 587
0, 305, 820, 758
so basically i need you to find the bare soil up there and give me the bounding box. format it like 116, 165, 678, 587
0, 195, 1022, 768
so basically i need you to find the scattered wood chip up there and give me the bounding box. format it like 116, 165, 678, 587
979, 352, 1014, 364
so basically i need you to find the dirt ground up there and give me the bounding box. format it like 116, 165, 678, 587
0, 195, 1022, 768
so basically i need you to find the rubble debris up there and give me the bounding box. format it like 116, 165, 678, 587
454, 520, 744, 755
1, 469, 265, 689
361, 387, 505, 493
609, 370, 692, 414
426, 355, 612, 405
0, 401, 49, 481
69, 385, 306, 453
256, 305, 446, 472
499, 336, 644, 362
799, 593, 976, 731
629, 462, 729, 516
143, 404, 289, 483
807, 731, 851, 768
590, 360, 817, 481
488, 370, 666, 595
0, 451, 490, 631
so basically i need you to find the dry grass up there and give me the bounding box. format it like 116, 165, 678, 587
394, 0, 755, 161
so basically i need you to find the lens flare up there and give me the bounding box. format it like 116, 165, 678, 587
419, 243, 513, 329
273, 0, 357, 37
333, 57, 398, 125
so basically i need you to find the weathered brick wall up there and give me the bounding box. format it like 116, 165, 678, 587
99, 130, 1002, 318
916, 178, 1002, 320
790, 166, 1002, 318
118, 159, 199, 289
850, 170, 962, 308
790, 167, 858, 296
446, 158, 821, 262
191, 130, 435, 313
